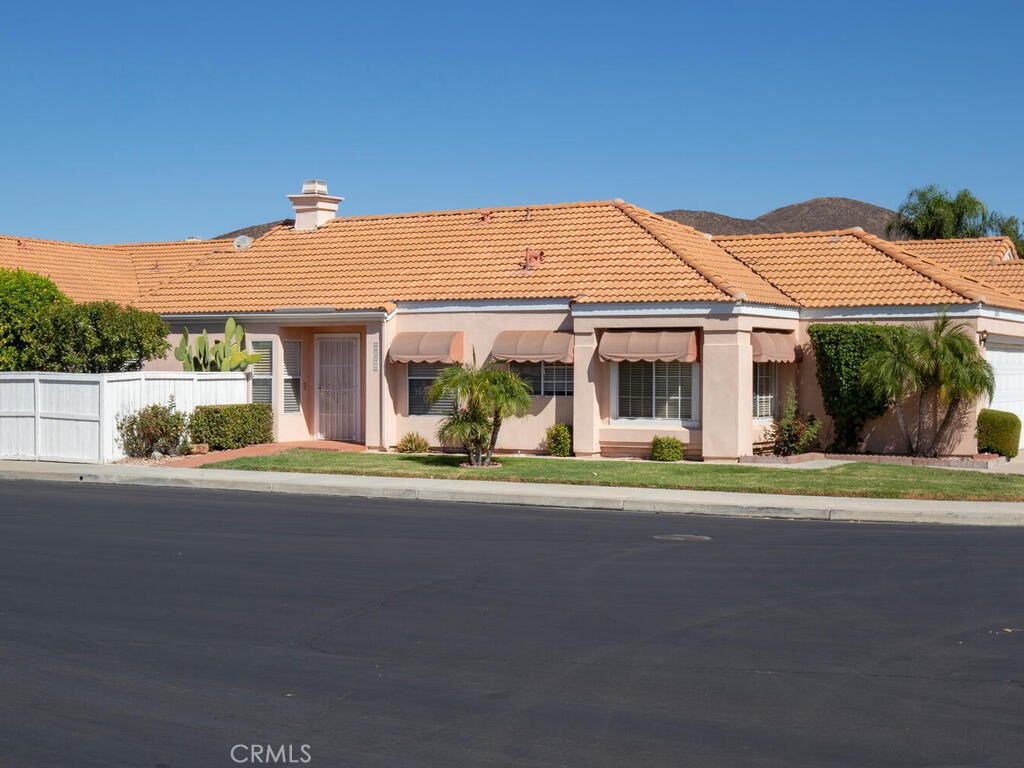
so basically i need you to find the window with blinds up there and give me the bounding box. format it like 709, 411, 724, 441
250, 340, 273, 406
510, 362, 574, 397
617, 361, 695, 420
408, 364, 454, 416
283, 341, 301, 414
753, 362, 778, 420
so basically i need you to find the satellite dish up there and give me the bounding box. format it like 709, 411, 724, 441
233, 235, 253, 251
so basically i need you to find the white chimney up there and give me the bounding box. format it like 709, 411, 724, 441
287, 179, 343, 230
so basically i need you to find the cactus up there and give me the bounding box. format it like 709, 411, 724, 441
174, 318, 261, 372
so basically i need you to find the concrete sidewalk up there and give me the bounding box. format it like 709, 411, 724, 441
2, 460, 1023, 527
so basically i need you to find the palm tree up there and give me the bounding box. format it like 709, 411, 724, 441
428, 353, 532, 466
862, 313, 994, 456
862, 326, 920, 453
886, 185, 990, 240
919, 316, 994, 455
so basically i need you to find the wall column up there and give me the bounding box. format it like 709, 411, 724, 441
700, 329, 753, 460
572, 330, 601, 456
363, 322, 384, 449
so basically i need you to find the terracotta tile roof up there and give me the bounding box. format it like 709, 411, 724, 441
713, 229, 1024, 311
6, 202, 1024, 315
105, 238, 236, 296
0, 235, 140, 304
133, 201, 796, 313
893, 237, 1024, 297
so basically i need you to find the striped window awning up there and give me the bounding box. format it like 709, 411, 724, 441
492, 330, 574, 364
598, 330, 698, 363
751, 331, 798, 363
387, 331, 464, 364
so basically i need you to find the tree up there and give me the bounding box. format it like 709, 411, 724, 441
21, 301, 171, 373
0, 268, 70, 370
861, 314, 994, 457
886, 185, 1024, 254
886, 185, 990, 240
428, 355, 532, 466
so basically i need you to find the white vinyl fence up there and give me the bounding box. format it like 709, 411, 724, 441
0, 371, 248, 463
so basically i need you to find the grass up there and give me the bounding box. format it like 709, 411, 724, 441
204, 449, 1024, 502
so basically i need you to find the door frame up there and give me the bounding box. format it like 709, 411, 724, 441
313, 333, 362, 441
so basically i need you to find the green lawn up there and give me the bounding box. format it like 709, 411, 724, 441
204, 449, 1024, 502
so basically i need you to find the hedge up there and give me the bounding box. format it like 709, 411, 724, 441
977, 408, 1021, 459
190, 403, 273, 450
806, 323, 891, 452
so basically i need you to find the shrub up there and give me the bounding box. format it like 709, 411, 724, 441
977, 408, 1021, 459
396, 432, 431, 453
807, 323, 891, 452
767, 386, 821, 456
651, 436, 685, 462
22, 301, 170, 373
545, 423, 573, 457
0, 268, 70, 371
190, 403, 273, 450
117, 397, 189, 458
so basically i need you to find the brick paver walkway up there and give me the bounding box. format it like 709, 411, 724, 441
168, 440, 364, 468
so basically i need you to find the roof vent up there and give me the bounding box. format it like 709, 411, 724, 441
1002, 247, 1014, 261
233, 235, 253, 251
184, 235, 202, 242
479, 210, 492, 224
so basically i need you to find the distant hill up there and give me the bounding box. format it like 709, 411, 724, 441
658, 197, 896, 238
215, 219, 293, 240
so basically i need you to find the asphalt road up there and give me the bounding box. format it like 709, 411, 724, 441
0, 481, 1022, 768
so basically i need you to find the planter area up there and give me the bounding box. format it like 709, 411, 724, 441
741, 452, 1007, 470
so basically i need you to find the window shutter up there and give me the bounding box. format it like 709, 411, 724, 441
283, 341, 301, 414
250, 341, 273, 406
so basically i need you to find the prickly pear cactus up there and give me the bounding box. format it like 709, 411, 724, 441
174, 318, 261, 372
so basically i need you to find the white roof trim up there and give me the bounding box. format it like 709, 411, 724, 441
571, 301, 800, 319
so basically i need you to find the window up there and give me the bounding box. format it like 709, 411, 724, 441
753, 362, 778, 420
616, 361, 696, 420
510, 362, 574, 397
283, 341, 301, 414
408, 364, 454, 416
250, 340, 273, 406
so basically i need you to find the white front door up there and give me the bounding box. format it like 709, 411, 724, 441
317, 335, 360, 441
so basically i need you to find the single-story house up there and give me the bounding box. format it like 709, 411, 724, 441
4, 179, 1024, 458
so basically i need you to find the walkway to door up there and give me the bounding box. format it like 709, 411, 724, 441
168, 440, 365, 468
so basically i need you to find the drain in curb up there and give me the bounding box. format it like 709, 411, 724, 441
654, 534, 711, 542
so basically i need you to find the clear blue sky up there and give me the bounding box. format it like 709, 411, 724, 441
1, 0, 1022, 243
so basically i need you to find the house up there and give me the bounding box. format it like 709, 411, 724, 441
4, 179, 1024, 458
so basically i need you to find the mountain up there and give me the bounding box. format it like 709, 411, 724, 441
658, 197, 896, 237
215, 219, 293, 241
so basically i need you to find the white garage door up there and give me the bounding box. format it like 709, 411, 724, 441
987, 342, 1024, 447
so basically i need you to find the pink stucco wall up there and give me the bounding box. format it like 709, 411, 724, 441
146, 305, 1024, 460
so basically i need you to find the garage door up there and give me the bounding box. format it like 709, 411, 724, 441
987, 342, 1024, 447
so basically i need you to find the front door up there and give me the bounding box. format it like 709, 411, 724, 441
317, 335, 360, 441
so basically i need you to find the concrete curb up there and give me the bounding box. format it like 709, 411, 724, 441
1, 461, 1023, 527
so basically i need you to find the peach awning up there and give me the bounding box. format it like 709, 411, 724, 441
492, 330, 574, 364
751, 331, 798, 363
388, 331, 464, 364
598, 330, 698, 363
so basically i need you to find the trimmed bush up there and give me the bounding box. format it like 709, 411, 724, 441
807, 323, 891, 452
767, 386, 821, 456
651, 436, 685, 462
396, 432, 431, 453
545, 423, 573, 457
117, 397, 189, 458
977, 408, 1021, 458
190, 403, 272, 450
